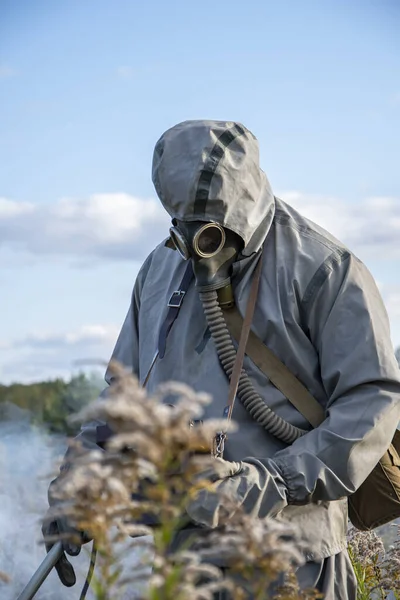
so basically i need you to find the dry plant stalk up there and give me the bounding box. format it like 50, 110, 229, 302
348, 525, 400, 600
46, 361, 318, 599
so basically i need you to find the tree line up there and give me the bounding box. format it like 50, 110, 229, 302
0, 372, 104, 435
0, 347, 399, 435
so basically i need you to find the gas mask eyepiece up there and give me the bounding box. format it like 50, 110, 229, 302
193, 223, 226, 258
169, 222, 226, 260
169, 227, 191, 260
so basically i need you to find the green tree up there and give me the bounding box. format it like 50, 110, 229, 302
0, 372, 103, 434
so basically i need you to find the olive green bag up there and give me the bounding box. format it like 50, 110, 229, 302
347, 430, 400, 530
225, 307, 400, 531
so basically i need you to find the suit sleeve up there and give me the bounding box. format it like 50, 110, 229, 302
271, 252, 400, 504
177, 252, 400, 528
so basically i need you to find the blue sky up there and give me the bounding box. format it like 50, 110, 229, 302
0, 0, 399, 383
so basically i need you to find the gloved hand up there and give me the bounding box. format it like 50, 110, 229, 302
41, 510, 92, 587
186, 457, 288, 528
41, 472, 93, 587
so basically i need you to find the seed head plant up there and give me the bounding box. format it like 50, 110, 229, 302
45, 362, 322, 599
348, 524, 400, 600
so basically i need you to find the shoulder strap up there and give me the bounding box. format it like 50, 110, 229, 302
223, 308, 325, 428
158, 262, 194, 359
225, 254, 263, 422
98, 262, 195, 448
213, 254, 263, 458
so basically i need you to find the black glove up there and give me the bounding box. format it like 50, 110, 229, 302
41, 510, 92, 587
42, 471, 92, 588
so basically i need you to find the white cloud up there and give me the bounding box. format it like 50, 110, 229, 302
0, 197, 33, 217
0, 324, 119, 384
378, 285, 400, 346
278, 191, 400, 259
0, 193, 170, 264
384, 291, 400, 320
1, 191, 399, 265
9, 324, 120, 350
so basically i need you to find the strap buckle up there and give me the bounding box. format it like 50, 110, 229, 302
168, 290, 186, 308
212, 432, 227, 459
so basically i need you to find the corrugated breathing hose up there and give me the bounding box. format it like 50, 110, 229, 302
200, 289, 306, 444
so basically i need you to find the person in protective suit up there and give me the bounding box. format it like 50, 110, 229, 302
43, 120, 400, 599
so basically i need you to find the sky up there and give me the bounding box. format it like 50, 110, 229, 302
0, 0, 399, 384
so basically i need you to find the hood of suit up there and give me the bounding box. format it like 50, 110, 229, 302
151, 120, 275, 257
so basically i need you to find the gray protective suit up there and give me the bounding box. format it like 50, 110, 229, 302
74, 121, 400, 599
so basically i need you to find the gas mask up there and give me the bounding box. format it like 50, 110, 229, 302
168, 220, 243, 308
166, 219, 302, 447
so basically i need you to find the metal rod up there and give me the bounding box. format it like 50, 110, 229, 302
16, 541, 64, 600
142, 350, 159, 388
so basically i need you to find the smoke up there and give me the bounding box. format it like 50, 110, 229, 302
0, 405, 150, 599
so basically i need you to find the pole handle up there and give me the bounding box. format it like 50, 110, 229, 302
16, 541, 64, 600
